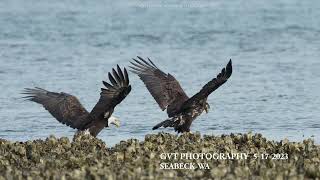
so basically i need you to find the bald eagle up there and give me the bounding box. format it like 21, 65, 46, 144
130, 57, 232, 133
22, 65, 131, 137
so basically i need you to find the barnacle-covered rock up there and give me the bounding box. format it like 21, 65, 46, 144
0, 132, 319, 179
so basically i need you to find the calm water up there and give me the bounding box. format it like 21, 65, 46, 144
0, 0, 319, 146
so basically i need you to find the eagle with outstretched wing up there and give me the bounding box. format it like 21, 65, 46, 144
130, 57, 232, 133
22, 65, 131, 137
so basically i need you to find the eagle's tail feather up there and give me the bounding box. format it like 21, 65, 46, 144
152, 118, 177, 130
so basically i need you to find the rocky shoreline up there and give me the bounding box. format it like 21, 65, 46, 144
0, 132, 319, 179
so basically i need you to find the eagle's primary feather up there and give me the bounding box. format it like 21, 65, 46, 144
130, 56, 189, 117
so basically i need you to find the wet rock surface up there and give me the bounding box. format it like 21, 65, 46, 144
0, 132, 319, 179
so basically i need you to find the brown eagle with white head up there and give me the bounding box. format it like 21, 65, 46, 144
130, 57, 232, 133
22, 65, 131, 137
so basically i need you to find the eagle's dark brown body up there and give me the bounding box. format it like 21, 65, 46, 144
23, 65, 131, 137
130, 57, 232, 133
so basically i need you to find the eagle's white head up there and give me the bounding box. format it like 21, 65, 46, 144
107, 116, 120, 127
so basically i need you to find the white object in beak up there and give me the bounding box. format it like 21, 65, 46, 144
108, 116, 120, 127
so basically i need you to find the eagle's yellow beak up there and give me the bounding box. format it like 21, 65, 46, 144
112, 119, 120, 128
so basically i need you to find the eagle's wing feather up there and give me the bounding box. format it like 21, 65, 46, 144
89, 65, 131, 120
129, 57, 189, 116
22, 87, 90, 130
182, 60, 232, 109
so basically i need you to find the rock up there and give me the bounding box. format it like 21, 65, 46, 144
0, 133, 319, 179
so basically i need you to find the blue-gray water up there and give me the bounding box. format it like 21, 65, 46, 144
0, 0, 319, 146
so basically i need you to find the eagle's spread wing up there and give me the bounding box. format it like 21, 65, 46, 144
129, 57, 189, 116
22, 88, 90, 130
89, 65, 131, 120
182, 59, 232, 109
